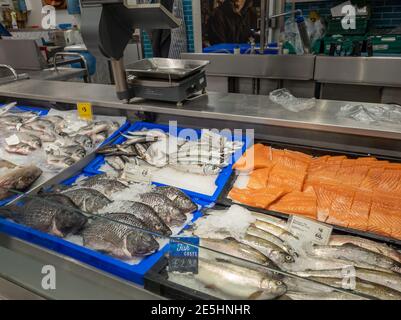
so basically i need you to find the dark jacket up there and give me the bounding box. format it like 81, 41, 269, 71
208, 0, 255, 45
149, 0, 173, 57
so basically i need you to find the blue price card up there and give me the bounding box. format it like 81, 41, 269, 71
169, 236, 199, 274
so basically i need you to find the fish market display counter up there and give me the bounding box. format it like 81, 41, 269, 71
1, 79, 401, 300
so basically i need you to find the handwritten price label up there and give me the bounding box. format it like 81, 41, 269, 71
77, 102, 93, 120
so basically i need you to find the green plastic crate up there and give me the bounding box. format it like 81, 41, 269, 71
370, 35, 401, 54
327, 16, 368, 36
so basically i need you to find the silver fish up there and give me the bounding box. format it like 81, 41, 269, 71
195, 257, 287, 300
247, 225, 296, 257
82, 212, 159, 259
200, 237, 277, 268
294, 268, 401, 293
77, 121, 109, 136
0, 195, 87, 237
253, 220, 298, 242
309, 277, 401, 300
5, 143, 35, 155
105, 156, 126, 171
169, 163, 221, 175
62, 188, 112, 214
19, 127, 56, 142
0, 165, 42, 200
241, 234, 295, 266
154, 186, 197, 214
5, 132, 41, 150
47, 154, 76, 168
138, 192, 186, 227
307, 244, 401, 274
329, 235, 401, 264
285, 291, 367, 300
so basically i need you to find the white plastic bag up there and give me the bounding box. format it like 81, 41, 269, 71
269, 88, 316, 112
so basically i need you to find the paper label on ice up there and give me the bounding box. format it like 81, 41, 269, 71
121, 163, 152, 184
169, 236, 199, 274
287, 215, 332, 246
5, 134, 20, 146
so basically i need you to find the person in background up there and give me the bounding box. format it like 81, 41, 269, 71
147, 0, 187, 59
207, 0, 256, 45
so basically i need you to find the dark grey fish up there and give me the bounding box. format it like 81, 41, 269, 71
0, 194, 87, 237
80, 175, 127, 196
109, 201, 172, 236
82, 212, 159, 259
154, 186, 197, 214
138, 192, 186, 227
61, 188, 112, 214
0, 165, 42, 200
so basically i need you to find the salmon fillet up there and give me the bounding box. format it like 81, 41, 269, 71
267, 164, 306, 192
326, 156, 347, 164
360, 166, 386, 191
233, 144, 271, 172
247, 167, 274, 189
326, 187, 355, 227
349, 165, 370, 187
335, 165, 355, 185
313, 183, 339, 222
375, 168, 401, 193
368, 195, 400, 237
229, 186, 287, 209
347, 191, 372, 231
268, 191, 317, 219
274, 150, 311, 172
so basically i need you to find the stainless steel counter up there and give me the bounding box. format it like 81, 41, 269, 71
0, 235, 163, 300
1, 79, 401, 141
18, 67, 87, 81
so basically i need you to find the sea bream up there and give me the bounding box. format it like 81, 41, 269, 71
61, 188, 112, 214
102, 200, 172, 236
153, 186, 197, 214
82, 212, 159, 259
79, 175, 128, 196
138, 192, 186, 227
0, 195, 87, 237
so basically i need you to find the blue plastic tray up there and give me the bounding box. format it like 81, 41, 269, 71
0, 104, 129, 207
83, 121, 249, 203
0, 170, 206, 285
203, 43, 279, 55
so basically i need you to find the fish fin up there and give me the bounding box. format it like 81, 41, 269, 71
248, 291, 263, 300
204, 284, 216, 289
0, 205, 19, 219
224, 236, 237, 242
214, 257, 231, 264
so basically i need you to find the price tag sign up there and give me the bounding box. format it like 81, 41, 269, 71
121, 163, 152, 184
169, 236, 199, 274
77, 102, 93, 120
287, 215, 332, 248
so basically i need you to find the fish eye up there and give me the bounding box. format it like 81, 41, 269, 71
276, 281, 283, 286
285, 255, 293, 261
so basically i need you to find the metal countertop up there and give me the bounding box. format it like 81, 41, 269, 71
16, 68, 86, 81
0, 79, 400, 140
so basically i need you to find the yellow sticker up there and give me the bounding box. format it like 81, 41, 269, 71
77, 102, 93, 120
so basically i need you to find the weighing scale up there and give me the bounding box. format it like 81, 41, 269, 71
80, 0, 208, 105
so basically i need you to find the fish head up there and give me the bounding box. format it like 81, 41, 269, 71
270, 250, 295, 265
55, 209, 88, 235
169, 207, 187, 226
126, 231, 159, 256
260, 278, 287, 296
178, 198, 198, 214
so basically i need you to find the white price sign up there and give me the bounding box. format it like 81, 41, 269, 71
121, 163, 152, 184
5, 134, 20, 146
287, 215, 332, 247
